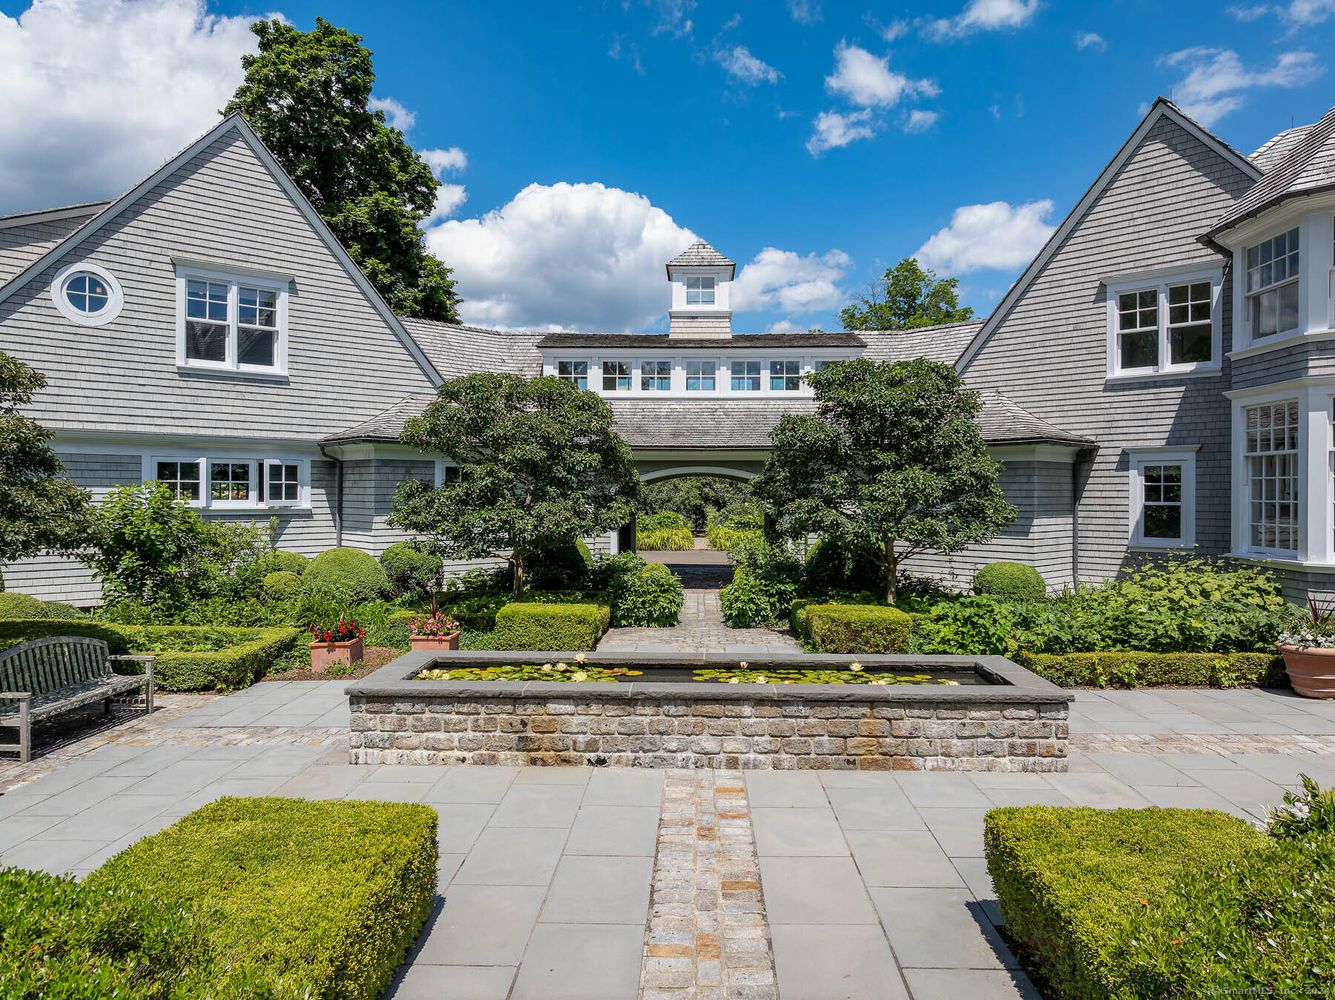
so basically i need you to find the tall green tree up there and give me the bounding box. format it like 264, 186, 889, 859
0, 352, 92, 589
389, 374, 641, 596
752, 358, 1016, 604
839, 258, 973, 331
225, 18, 460, 321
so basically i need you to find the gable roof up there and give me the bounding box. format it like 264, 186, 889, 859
398, 317, 544, 379
956, 97, 1261, 372
858, 320, 982, 365
0, 115, 441, 388
1251, 123, 1312, 172
1206, 103, 1335, 242
666, 240, 736, 278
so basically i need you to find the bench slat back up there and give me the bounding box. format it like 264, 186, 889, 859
0, 636, 112, 696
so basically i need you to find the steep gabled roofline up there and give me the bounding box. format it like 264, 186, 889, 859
0, 115, 442, 388
956, 97, 1262, 372
0, 201, 110, 230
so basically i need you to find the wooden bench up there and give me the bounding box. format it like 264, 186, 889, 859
0, 636, 154, 763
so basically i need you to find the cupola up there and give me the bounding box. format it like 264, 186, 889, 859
666, 240, 734, 338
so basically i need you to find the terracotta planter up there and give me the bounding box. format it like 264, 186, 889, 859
310, 636, 364, 674
411, 632, 461, 652
1278, 643, 1335, 699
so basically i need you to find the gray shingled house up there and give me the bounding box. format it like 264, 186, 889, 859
4, 97, 1335, 603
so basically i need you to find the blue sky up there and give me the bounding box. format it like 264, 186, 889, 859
2, 1, 1334, 332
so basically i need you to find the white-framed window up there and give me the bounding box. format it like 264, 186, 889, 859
176, 266, 288, 374
685, 360, 716, 391
50, 262, 124, 327
209, 461, 254, 506
641, 360, 672, 391
1107, 272, 1219, 376
149, 455, 307, 510
557, 360, 588, 389
1129, 451, 1196, 548
1246, 228, 1300, 341
602, 361, 631, 391
770, 359, 801, 391
265, 462, 301, 505
685, 275, 716, 305
730, 360, 761, 391
1244, 399, 1300, 552
155, 459, 202, 504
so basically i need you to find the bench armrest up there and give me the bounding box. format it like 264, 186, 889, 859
108, 655, 154, 712
0, 690, 31, 714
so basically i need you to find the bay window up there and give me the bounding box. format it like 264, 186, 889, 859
1245, 228, 1300, 340
177, 267, 288, 374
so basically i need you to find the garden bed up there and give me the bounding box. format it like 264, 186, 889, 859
347, 649, 1071, 771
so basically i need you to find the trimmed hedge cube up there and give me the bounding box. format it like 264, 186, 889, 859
87, 797, 438, 1000
492, 601, 611, 650
803, 602, 914, 653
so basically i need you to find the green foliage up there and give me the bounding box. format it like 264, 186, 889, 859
607, 562, 684, 627
641, 476, 749, 532
265, 549, 309, 575
913, 595, 1018, 655
1017, 650, 1287, 689
379, 541, 439, 601
0, 352, 93, 585
974, 561, 1046, 601
305, 547, 390, 604
637, 511, 695, 551
114, 625, 304, 691
261, 570, 304, 602
705, 502, 764, 552
721, 573, 784, 628
706, 524, 762, 553
0, 592, 52, 619
391, 373, 640, 596
639, 511, 690, 532
1266, 774, 1335, 840
492, 602, 611, 650
839, 257, 974, 332
420, 661, 638, 682
693, 666, 959, 685
754, 358, 1015, 603
802, 537, 885, 595
0, 619, 129, 653
224, 18, 458, 321
803, 603, 915, 654
984, 806, 1266, 1000
720, 537, 802, 627
87, 797, 438, 1000
0, 865, 201, 999
525, 536, 596, 591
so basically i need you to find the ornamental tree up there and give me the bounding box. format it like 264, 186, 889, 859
839, 257, 973, 332
751, 358, 1016, 604
0, 351, 92, 588
390, 373, 641, 597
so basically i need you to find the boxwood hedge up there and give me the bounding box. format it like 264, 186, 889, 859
87, 797, 438, 1000
492, 601, 611, 650
1017, 650, 1287, 689
799, 602, 914, 654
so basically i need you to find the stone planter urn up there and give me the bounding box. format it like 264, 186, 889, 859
1278, 644, 1335, 699
411, 632, 460, 652
310, 636, 364, 674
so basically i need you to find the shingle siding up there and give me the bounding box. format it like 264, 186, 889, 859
0, 214, 94, 283
1230, 341, 1335, 389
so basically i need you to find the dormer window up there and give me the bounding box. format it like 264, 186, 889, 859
685, 276, 716, 305
176, 265, 288, 375
1105, 270, 1220, 377
1246, 228, 1300, 340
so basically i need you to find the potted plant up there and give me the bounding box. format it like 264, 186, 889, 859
309, 620, 365, 674
409, 612, 461, 652
1278, 599, 1335, 699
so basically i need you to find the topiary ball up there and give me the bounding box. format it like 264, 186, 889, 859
380, 542, 439, 601
973, 561, 1047, 602
0, 592, 55, 620
261, 570, 304, 602
305, 547, 390, 604
266, 550, 309, 576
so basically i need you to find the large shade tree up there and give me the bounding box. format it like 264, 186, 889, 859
389, 374, 641, 596
840, 257, 973, 332
752, 358, 1016, 604
0, 352, 92, 589
225, 17, 460, 321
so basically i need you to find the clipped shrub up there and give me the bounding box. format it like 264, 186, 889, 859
974, 561, 1047, 601
804, 603, 914, 653
608, 562, 684, 627
640, 511, 690, 532
0, 618, 130, 653
0, 864, 202, 998
492, 601, 611, 650
525, 536, 595, 590
261, 570, 304, 602
1017, 650, 1288, 689
379, 542, 439, 601
304, 548, 389, 604
37, 599, 85, 621
110, 625, 303, 691
803, 537, 885, 596
0, 592, 53, 620
265, 549, 309, 575
87, 797, 438, 1000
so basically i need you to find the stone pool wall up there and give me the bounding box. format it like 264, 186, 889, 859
346, 652, 1072, 772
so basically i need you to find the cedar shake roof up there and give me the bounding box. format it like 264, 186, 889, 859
665, 240, 735, 278
536, 332, 865, 349
1251, 124, 1312, 172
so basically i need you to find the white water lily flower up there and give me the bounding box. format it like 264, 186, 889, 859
727, 677, 740, 684
541, 663, 553, 671
850, 661, 863, 672
872, 677, 888, 686
575, 652, 586, 663
556, 662, 569, 670
754, 675, 767, 684
943, 679, 960, 686
571, 671, 588, 682
739, 660, 749, 669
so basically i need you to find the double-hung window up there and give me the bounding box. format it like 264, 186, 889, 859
265, 462, 301, 505
685, 360, 716, 391
1246, 228, 1300, 341
685, 276, 716, 305
178, 267, 288, 374
770, 360, 801, 391
150, 456, 306, 510
156, 460, 202, 503
1129, 452, 1195, 548
730, 360, 761, 392
602, 361, 631, 392
1110, 275, 1217, 375
210, 462, 253, 506
557, 360, 588, 389
1245, 400, 1300, 552
641, 360, 672, 391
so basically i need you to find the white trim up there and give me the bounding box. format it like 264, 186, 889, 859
170, 255, 295, 284
957, 100, 1258, 372
142, 449, 311, 512
0, 202, 108, 230
987, 443, 1085, 463
639, 465, 757, 482
175, 263, 290, 375
1104, 267, 1222, 378
1224, 375, 1335, 400
1127, 448, 1196, 549
1226, 327, 1335, 361
50, 262, 123, 327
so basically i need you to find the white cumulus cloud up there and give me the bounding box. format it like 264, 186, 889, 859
788, 0, 821, 24
715, 45, 781, 85
806, 109, 878, 155
915, 200, 1056, 274
1159, 47, 1323, 126
903, 109, 940, 133
0, 0, 262, 213
926, 0, 1039, 39
421, 147, 468, 174
369, 96, 415, 132
420, 146, 469, 225
1075, 31, 1106, 52
1228, 1, 1335, 23
824, 42, 937, 107
732, 248, 852, 314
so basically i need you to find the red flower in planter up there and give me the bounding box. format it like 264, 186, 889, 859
313, 620, 365, 643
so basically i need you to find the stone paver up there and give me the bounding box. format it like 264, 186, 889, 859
599, 588, 799, 656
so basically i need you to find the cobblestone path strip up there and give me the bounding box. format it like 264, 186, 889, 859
600, 588, 799, 656
1072, 732, 1335, 754
642, 769, 778, 1000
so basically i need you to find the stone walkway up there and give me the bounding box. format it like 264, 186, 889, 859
599, 589, 800, 657
3, 682, 1335, 998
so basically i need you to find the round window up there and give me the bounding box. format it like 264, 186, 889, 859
50, 263, 123, 326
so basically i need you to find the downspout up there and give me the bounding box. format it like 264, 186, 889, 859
319, 444, 344, 548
